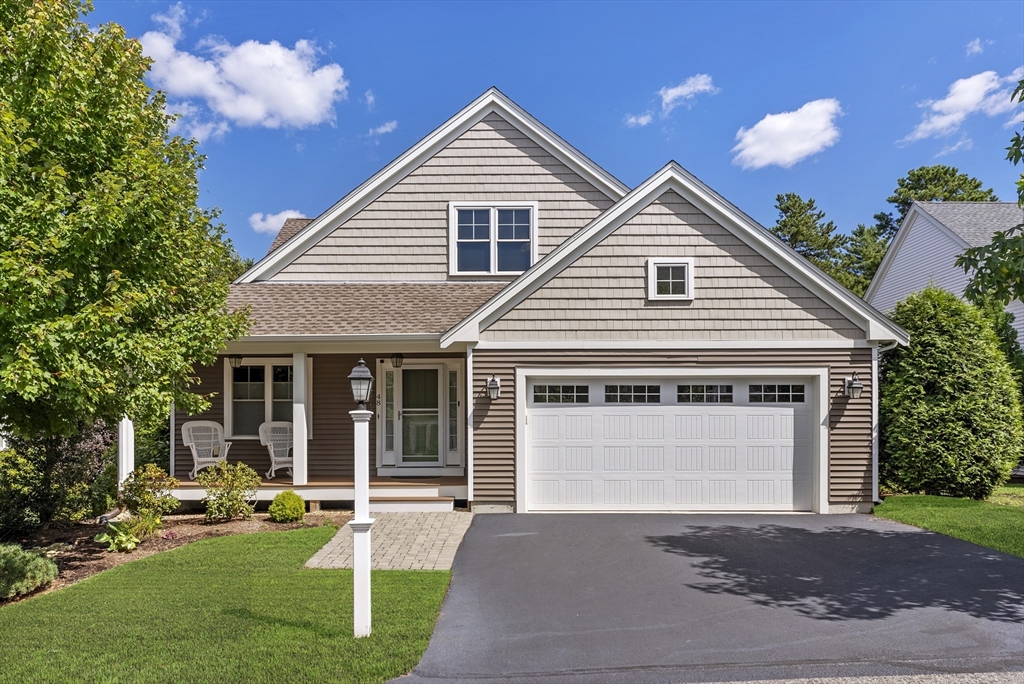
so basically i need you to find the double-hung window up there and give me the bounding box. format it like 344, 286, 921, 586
449, 203, 537, 275
225, 358, 312, 438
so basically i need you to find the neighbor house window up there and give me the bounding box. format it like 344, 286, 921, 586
678, 384, 733, 403
749, 384, 805, 403
449, 203, 537, 275
225, 359, 312, 438
647, 257, 694, 301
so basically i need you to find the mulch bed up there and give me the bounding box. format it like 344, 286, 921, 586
3, 510, 354, 603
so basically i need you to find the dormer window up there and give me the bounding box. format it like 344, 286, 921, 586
449, 202, 538, 275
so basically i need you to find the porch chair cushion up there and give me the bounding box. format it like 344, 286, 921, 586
181, 420, 231, 480
259, 421, 294, 480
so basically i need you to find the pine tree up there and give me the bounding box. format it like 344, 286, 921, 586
769, 193, 850, 285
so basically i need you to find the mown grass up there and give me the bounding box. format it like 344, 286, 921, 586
0, 527, 450, 683
874, 493, 1024, 558
988, 481, 1024, 508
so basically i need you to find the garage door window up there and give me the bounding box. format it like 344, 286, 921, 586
533, 385, 589, 404
605, 385, 661, 404
749, 384, 805, 403
677, 384, 733, 403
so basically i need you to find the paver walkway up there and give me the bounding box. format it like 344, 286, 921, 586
306, 512, 473, 570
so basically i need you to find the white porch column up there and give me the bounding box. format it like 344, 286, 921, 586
117, 417, 135, 485
349, 408, 374, 637
292, 352, 308, 485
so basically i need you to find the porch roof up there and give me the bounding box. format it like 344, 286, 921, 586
228, 282, 507, 335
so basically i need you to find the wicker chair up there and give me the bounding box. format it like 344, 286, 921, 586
259, 421, 294, 480
181, 421, 231, 480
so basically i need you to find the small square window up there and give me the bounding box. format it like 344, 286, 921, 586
647, 258, 694, 301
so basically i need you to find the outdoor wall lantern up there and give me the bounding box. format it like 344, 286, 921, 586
487, 374, 501, 400
228, 355, 243, 369
844, 372, 864, 399
390, 353, 404, 368
348, 358, 374, 409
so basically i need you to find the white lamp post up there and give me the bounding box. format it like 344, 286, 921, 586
348, 358, 375, 638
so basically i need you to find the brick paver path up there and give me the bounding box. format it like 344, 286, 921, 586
306, 512, 474, 570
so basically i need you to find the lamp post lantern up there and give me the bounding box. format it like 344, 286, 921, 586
347, 358, 375, 637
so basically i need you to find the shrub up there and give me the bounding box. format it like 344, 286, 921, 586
197, 462, 261, 521
881, 287, 1024, 499
0, 544, 59, 599
268, 490, 306, 523
121, 464, 180, 519
94, 522, 140, 553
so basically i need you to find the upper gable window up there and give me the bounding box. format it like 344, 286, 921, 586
647, 257, 694, 301
449, 202, 538, 275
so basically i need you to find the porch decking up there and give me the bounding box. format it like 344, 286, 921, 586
174, 475, 466, 512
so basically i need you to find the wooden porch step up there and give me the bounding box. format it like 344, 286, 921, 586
369, 495, 455, 513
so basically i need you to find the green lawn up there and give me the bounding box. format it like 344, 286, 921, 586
874, 492, 1024, 558
0, 527, 450, 683
988, 482, 1024, 508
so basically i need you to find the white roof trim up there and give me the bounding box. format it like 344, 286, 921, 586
238, 88, 629, 283
864, 203, 970, 303
443, 162, 909, 347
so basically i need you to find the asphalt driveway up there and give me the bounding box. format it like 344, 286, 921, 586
397, 514, 1023, 683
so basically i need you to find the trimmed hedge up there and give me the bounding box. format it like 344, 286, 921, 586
268, 490, 305, 523
881, 287, 1023, 499
0, 544, 58, 600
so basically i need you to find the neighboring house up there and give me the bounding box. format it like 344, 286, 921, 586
866, 201, 1024, 339
156, 88, 906, 514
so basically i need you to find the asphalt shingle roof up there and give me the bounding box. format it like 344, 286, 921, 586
915, 201, 1023, 248
228, 282, 507, 336
267, 218, 314, 255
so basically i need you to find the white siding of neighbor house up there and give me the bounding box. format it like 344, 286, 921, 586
271, 112, 615, 282
481, 190, 864, 341
870, 213, 1024, 340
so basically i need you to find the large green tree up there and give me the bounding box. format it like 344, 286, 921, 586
769, 193, 851, 286
958, 79, 1024, 306
840, 212, 898, 297
887, 164, 998, 223
0, 0, 247, 441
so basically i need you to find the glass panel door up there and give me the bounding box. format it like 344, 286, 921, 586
401, 368, 440, 463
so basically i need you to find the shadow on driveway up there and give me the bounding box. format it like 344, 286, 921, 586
646, 523, 1023, 623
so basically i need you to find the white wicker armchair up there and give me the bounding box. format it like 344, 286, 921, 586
181, 421, 231, 480
259, 421, 293, 480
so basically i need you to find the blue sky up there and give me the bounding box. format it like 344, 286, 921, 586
90, 0, 1024, 260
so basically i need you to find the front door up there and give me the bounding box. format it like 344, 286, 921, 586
400, 367, 441, 464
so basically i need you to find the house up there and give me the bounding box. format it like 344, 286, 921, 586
866, 201, 1024, 339
153, 88, 907, 514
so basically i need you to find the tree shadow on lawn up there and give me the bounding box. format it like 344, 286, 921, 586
646, 523, 1023, 623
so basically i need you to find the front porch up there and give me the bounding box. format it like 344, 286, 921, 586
174, 475, 467, 512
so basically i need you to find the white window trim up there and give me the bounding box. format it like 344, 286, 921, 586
647, 257, 695, 301
223, 357, 313, 440
448, 201, 539, 276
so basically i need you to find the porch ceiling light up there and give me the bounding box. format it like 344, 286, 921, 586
844, 372, 864, 399
391, 353, 404, 368
487, 374, 501, 400
228, 354, 243, 369
348, 358, 374, 410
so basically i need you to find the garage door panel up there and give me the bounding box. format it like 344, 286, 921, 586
527, 377, 814, 512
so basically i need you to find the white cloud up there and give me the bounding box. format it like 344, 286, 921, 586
249, 209, 305, 235
624, 112, 653, 128
936, 136, 973, 157
901, 67, 1023, 143
965, 38, 983, 56
364, 89, 375, 111
659, 74, 719, 115
141, 3, 349, 139
732, 99, 843, 170
369, 120, 397, 136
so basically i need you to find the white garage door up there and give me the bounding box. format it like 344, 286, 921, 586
526, 378, 814, 512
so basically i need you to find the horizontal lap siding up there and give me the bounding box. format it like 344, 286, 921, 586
471, 349, 873, 506
482, 191, 862, 341
273, 113, 613, 282
174, 355, 377, 481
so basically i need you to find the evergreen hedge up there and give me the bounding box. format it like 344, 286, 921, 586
880, 287, 1023, 499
